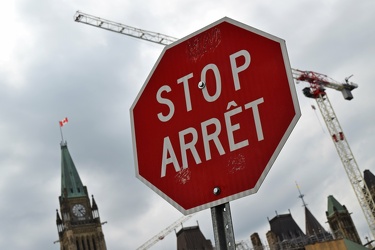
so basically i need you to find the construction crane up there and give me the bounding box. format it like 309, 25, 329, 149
74, 10, 375, 239
292, 69, 375, 238
136, 214, 193, 250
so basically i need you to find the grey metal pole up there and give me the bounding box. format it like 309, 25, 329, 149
211, 202, 236, 250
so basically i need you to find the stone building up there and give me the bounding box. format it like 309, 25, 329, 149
266, 211, 307, 250
264, 186, 333, 250
176, 225, 213, 250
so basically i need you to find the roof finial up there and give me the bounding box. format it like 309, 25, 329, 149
296, 181, 308, 208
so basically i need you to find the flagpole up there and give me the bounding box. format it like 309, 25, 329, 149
59, 117, 68, 145
59, 124, 64, 144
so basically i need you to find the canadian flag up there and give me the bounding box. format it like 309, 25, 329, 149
59, 117, 68, 127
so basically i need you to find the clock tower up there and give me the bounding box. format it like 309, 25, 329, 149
56, 142, 107, 250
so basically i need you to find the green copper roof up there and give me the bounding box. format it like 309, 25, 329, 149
60, 142, 86, 198
343, 238, 369, 249
327, 195, 347, 217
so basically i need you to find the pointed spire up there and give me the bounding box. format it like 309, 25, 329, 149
326, 195, 347, 217
56, 209, 64, 234
305, 206, 330, 238
92, 195, 98, 210
296, 182, 332, 240
60, 142, 86, 198
91, 195, 100, 220
56, 209, 62, 224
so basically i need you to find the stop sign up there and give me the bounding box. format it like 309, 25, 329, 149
130, 17, 300, 215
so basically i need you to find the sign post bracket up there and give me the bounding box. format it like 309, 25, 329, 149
211, 202, 236, 250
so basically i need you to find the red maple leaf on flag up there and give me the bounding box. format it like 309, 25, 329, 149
59, 117, 68, 127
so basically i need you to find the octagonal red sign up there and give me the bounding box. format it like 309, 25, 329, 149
130, 17, 300, 215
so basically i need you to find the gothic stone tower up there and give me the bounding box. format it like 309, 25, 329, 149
250, 232, 264, 250
56, 142, 107, 250
326, 195, 361, 245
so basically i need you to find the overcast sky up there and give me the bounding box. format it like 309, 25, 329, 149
1, 0, 374, 249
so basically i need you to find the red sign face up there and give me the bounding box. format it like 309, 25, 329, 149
130, 17, 300, 215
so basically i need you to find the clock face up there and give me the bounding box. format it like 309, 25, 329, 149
72, 204, 86, 217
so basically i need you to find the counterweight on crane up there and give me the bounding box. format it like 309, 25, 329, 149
293, 69, 375, 238
74, 10, 375, 239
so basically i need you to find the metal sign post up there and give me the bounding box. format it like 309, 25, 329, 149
211, 202, 235, 250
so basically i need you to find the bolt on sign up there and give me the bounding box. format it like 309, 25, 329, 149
130, 17, 300, 215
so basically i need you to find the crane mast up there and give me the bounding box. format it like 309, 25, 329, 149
293, 69, 375, 238
74, 11, 375, 240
